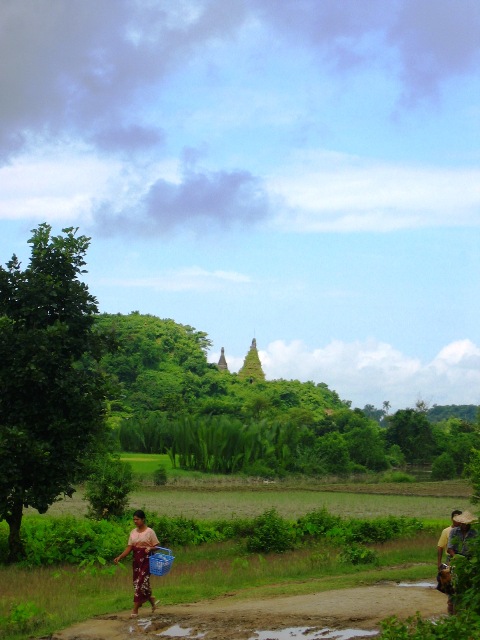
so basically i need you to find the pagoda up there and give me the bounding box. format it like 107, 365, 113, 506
217, 347, 229, 371
238, 338, 265, 382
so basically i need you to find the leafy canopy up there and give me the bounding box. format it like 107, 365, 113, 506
0, 224, 110, 559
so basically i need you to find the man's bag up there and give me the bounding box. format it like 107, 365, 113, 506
436, 565, 454, 595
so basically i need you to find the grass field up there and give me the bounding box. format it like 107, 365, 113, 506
34, 484, 472, 522
32, 453, 471, 522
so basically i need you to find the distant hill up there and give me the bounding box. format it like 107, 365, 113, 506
427, 404, 479, 424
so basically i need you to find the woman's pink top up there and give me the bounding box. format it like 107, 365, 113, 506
128, 527, 160, 549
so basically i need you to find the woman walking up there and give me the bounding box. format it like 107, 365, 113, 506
114, 509, 160, 617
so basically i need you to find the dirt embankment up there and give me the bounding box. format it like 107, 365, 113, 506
52, 581, 448, 640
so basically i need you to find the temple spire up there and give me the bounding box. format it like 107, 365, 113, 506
217, 347, 229, 371
238, 338, 265, 382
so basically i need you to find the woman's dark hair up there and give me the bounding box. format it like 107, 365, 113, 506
133, 509, 146, 520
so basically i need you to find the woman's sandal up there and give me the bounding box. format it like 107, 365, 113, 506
130, 613, 138, 618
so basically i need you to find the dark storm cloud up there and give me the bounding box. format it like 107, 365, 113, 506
2, 0, 478, 160
0, 0, 249, 157
94, 166, 270, 236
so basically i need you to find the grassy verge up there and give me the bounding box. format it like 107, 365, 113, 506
0, 531, 437, 640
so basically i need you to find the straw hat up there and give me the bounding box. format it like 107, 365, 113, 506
454, 510, 477, 524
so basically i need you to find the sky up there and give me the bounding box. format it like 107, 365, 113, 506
1, 0, 480, 412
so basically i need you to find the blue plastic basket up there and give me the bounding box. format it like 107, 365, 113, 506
149, 547, 175, 577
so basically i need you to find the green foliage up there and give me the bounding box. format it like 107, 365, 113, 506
340, 543, 378, 565
153, 465, 168, 486
296, 508, 339, 538
431, 452, 457, 480
345, 516, 422, 544
0, 224, 111, 561
246, 509, 295, 553
314, 432, 351, 475
2, 516, 126, 566
118, 411, 171, 453
427, 404, 479, 424
0, 601, 48, 638
84, 457, 136, 520
0, 509, 429, 569
380, 612, 480, 639
386, 409, 438, 464
463, 448, 480, 504
344, 423, 388, 471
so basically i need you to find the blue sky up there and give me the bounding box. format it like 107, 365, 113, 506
1, 0, 480, 411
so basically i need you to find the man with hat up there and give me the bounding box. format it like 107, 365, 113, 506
446, 510, 478, 615
447, 510, 478, 559
437, 509, 462, 569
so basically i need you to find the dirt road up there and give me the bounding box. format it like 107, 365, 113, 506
51, 581, 447, 640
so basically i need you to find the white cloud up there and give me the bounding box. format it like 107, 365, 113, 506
267, 151, 480, 232
211, 338, 480, 412
100, 266, 251, 292
0, 146, 181, 225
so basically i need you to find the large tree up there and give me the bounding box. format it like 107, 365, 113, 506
0, 224, 109, 561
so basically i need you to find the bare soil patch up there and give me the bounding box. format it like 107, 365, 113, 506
51, 582, 448, 640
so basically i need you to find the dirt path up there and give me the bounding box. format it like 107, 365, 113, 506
51, 581, 448, 640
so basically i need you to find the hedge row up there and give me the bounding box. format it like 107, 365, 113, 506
0, 508, 423, 566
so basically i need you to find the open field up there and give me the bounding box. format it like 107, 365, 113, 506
26, 479, 472, 521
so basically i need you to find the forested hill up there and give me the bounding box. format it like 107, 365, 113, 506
427, 404, 479, 424
95, 312, 480, 478
96, 312, 345, 423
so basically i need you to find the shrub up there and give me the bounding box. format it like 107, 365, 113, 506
0, 602, 48, 638
246, 509, 295, 553
0, 516, 128, 566
346, 516, 423, 544
84, 456, 136, 520
153, 465, 168, 485
379, 611, 480, 638
296, 508, 339, 538
340, 543, 378, 565
431, 452, 456, 481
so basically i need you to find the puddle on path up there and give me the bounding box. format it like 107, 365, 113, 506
157, 625, 377, 640
158, 624, 205, 638
250, 628, 378, 640
396, 582, 436, 588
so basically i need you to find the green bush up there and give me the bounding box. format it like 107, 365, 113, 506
4, 516, 127, 566
153, 465, 168, 485
295, 508, 339, 538
246, 509, 295, 553
380, 611, 480, 638
84, 457, 136, 519
345, 516, 422, 544
340, 543, 378, 565
0, 602, 48, 639
431, 452, 456, 481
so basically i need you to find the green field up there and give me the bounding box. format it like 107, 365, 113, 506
29, 452, 469, 522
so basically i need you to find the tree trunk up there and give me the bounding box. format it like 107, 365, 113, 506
6, 499, 25, 562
